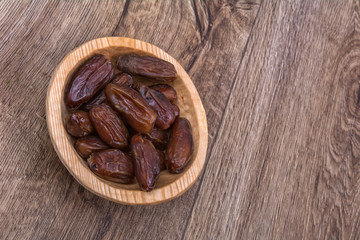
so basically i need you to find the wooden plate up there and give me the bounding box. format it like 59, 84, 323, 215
46, 37, 208, 205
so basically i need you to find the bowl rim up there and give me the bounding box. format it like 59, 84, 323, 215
46, 37, 208, 205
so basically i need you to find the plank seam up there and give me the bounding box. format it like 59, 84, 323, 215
180, 1, 264, 239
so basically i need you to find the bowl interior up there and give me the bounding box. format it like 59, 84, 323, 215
61, 46, 201, 191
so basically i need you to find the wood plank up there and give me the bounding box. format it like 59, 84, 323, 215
0, 0, 259, 239
184, 0, 360, 239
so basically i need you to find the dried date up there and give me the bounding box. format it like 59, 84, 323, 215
166, 118, 193, 173
172, 104, 180, 119
112, 72, 133, 87
135, 83, 175, 130
143, 127, 168, 150
117, 53, 177, 82
150, 84, 177, 103
131, 134, 160, 191
105, 83, 156, 133
89, 104, 128, 149
157, 150, 166, 171
74, 136, 109, 158
82, 73, 134, 111
88, 149, 134, 183
65, 110, 94, 137
65, 54, 115, 108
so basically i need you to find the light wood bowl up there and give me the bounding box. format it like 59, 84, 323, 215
46, 37, 208, 205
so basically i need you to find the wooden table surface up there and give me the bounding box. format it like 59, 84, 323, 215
1, 0, 360, 239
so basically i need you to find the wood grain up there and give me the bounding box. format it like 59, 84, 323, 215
10, 0, 360, 239
184, 0, 360, 239
1, 0, 259, 239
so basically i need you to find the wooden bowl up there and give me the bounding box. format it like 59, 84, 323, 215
46, 37, 208, 205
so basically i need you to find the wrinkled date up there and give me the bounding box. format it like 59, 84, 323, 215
117, 53, 177, 82
166, 118, 193, 173
64, 51, 195, 190
131, 134, 160, 191
74, 136, 109, 158
66, 110, 94, 137
172, 104, 180, 119
89, 104, 128, 149
82, 73, 134, 111
112, 72, 134, 87
105, 83, 156, 133
88, 149, 134, 183
150, 84, 177, 103
143, 127, 168, 150
157, 150, 166, 171
65, 54, 115, 108
136, 83, 175, 130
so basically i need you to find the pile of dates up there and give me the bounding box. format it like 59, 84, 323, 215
64, 53, 193, 192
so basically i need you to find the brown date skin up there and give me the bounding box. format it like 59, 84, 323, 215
74, 136, 109, 158
66, 110, 94, 137
131, 134, 160, 192
172, 104, 180, 119
112, 72, 134, 87
117, 53, 177, 82
82, 73, 134, 111
65, 54, 115, 108
150, 84, 177, 103
88, 149, 134, 184
143, 128, 168, 150
157, 150, 166, 171
105, 83, 156, 133
89, 104, 128, 149
166, 118, 193, 173
135, 83, 175, 130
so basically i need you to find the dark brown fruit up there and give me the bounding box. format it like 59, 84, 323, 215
135, 83, 175, 130
74, 136, 109, 158
150, 84, 177, 103
172, 104, 180, 119
65, 54, 115, 108
65, 110, 94, 137
88, 149, 134, 184
82, 73, 134, 111
89, 104, 128, 149
166, 118, 193, 173
143, 128, 168, 150
81, 91, 107, 112
82, 73, 133, 111
117, 53, 177, 82
112, 72, 133, 87
157, 150, 166, 171
105, 83, 156, 133
131, 134, 160, 192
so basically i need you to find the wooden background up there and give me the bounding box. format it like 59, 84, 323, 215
1, 0, 360, 239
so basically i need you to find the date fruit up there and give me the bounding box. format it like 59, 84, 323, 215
150, 84, 177, 103
166, 118, 193, 173
65, 54, 115, 108
143, 127, 168, 150
112, 72, 133, 87
131, 134, 160, 191
81, 92, 107, 111
89, 104, 128, 149
105, 83, 156, 133
136, 83, 175, 130
66, 110, 94, 137
172, 104, 180, 119
82, 73, 134, 111
74, 136, 109, 158
157, 150, 166, 171
117, 53, 177, 82
88, 149, 134, 184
